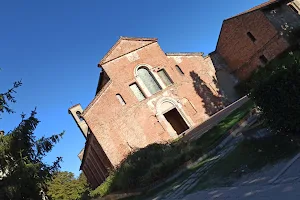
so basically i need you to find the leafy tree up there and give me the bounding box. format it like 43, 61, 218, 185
249, 51, 300, 135
0, 75, 64, 199
46, 172, 90, 200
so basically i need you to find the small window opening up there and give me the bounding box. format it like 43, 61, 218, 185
157, 69, 173, 86
116, 94, 126, 105
289, 4, 299, 13
129, 83, 145, 101
247, 32, 256, 42
76, 111, 83, 121
259, 55, 268, 65
175, 65, 184, 75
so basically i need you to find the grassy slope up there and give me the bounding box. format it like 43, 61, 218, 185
191, 100, 254, 151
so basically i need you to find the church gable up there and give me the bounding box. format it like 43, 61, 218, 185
100, 37, 157, 65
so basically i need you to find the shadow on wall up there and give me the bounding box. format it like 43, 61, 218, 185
190, 71, 227, 116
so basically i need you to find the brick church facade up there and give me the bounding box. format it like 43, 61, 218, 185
69, 0, 300, 188
69, 37, 226, 188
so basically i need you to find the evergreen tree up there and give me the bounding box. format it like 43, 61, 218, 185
0, 75, 64, 199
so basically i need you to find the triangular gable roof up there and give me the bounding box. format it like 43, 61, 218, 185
99, 37, 158, 65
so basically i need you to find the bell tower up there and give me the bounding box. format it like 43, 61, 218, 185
68, 104, 88, 139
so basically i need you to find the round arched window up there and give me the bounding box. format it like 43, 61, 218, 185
76, 111, 83, 121
137, 67, 161, 95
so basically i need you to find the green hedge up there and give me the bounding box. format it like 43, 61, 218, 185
249, 51, 300, 135
89, 174, 115, 198
89, 142, 197, 198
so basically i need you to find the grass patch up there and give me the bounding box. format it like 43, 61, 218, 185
90, 100, 254, 198
187, 132, 300, 194
191, 100, 254, 151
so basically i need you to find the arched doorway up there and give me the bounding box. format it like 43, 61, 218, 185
163, 108, 189, 135
156, 97, 192, 136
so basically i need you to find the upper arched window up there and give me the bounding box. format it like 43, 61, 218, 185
76, 111, 83, 121
158, 69, 173, 86
137, 67, 161, 95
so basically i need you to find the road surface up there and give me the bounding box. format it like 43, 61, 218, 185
183, 182, 300, 200
184, 154, 300, 200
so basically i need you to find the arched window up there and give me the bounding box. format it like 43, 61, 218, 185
116, 94, 126, 105
175, 65, 184, 75
76, 111, 83, 121
158, 69, 173, 86
247, 32, 256, 42
137, 67, 161, 95
130, 83, 145, 101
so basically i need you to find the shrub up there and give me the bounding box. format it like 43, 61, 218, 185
110, 143, 184, 191
107, 141, 206, 193
249, 51, 300, 135
89, 174, 115, 198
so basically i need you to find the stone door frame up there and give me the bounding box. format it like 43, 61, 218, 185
156, 97, 192, 138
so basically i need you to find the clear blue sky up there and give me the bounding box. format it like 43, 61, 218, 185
0, 0, 265, 176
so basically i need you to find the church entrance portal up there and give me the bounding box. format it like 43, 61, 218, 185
164, 108, 189, 135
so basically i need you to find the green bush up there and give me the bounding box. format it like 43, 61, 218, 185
110, 143, 188, 191
87, 142, 193, 196
249, 51, 300, 135
89, 174, 115, 198
106, 141, 205, 193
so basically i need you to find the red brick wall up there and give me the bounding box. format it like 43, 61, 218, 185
82, 166, 98, 189
81, 133, 112, 187
83, 41, 224, 167
216, 10, 290, 80
235, 36, 290, 80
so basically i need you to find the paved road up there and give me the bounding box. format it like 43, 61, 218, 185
183, 182, 300, 200
275, 155, 300, 184
183, 154, 300, 200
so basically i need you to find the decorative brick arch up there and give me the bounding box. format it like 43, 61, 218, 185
134, 63, 154, 77
155, 97, 193, 138
156, 97, 178, 114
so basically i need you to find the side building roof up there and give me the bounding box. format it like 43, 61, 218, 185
226, 0, 280, 21
215, 0, 285, 50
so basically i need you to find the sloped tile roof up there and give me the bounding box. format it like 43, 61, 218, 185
226, 0, 280, 21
